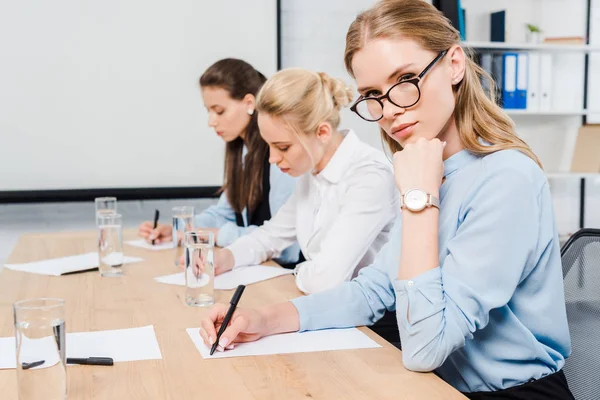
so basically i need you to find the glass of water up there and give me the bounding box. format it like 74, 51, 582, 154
14, 298, 67, 400
95, 197, 117, 226
98, 213, 124, 277
184, 231, 214, 307
172, 206, 194, 268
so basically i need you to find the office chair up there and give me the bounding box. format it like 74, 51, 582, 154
561, 228, 600, 400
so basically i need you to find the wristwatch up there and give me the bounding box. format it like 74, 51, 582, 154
400, 188, 440, 212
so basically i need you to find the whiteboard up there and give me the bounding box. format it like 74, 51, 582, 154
0, 0, 277, 191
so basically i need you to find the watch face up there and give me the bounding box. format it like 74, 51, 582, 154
404, 189, 427, 211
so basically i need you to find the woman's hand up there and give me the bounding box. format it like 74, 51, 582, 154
214, 248, 235, 275
138, 222, 172, 244
201, 228, 220, 244
199, 304, 268, 351
393, 138, 445, 197
178, 247, 234, 275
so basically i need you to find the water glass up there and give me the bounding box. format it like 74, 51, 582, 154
98, 213, 124, 277
95, 196, 117, 226
185, 231, 214, 307
14, 298, 67, 400
172, 206, 194, 268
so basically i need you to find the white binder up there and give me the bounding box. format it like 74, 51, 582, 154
526, 53, 540, 112
539, 54, 553, 111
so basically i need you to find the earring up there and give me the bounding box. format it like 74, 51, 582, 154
247, 109, 254, 116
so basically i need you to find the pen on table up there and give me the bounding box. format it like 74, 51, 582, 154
67, 357, 114, 366
151, 209, 160, 245
21, 360, 45, 370
211, 284, 246, 356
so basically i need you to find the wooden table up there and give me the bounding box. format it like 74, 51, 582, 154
0, 231, 465, 399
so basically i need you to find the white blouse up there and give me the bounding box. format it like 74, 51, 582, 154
227, 130, 398, 294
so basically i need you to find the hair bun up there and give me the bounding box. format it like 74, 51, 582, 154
317, 72, 354, 109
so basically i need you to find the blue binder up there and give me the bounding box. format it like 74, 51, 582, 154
515, 53, 528, 109
457, 0, 466, 40
502, 53, 518, 109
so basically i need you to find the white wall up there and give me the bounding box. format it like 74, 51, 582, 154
0, 0, 277, 191
280, 0, 381, 150
281, 0, 600, 234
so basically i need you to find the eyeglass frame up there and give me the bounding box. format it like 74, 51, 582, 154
350, 49, 449, 122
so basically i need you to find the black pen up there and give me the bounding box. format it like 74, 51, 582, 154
151, 209, 160, 245
211, 284, 246, 355
67, 357, 114, 366
22, 360, 45, 370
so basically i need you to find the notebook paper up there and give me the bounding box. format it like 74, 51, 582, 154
125, 239, 175, 251
154, 265, 294, 290
186, 327, 381, 359
4, 252, 143, 276
0, 325, 162, 369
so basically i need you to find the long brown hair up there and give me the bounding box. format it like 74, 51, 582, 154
199, 58, 268, 214
344, 0, 542, 167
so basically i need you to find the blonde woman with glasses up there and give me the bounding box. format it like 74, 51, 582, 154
198, 1, 573, 398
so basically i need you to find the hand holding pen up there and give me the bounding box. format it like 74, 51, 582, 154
198, 285, 273, 354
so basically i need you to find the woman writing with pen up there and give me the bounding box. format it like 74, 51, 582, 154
138, 58, 300, 265
198, 1, 573, 398
210, 68, 398, 295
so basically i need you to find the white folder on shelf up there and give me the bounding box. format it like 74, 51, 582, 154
539, 54, 553, 111
526, 52, 540, 112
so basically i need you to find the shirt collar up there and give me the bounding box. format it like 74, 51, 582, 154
443, 148, 479, 178
315, 129, 358, 184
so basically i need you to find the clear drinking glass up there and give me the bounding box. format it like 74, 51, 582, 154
184, 231, 214, 307
172, 206, 194, 268
98, 213, 124, 277
14, 298, 67, 400
94, 196, 117, 226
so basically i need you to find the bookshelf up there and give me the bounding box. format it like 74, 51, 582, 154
462, 41, 600, 53
546, 172, 600, 180
505, 109, 599, 116
459, 0, 598, 233
467, 45, 592, 117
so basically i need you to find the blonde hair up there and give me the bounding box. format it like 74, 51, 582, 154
256, 68, 353, 136
344, 0, 542, 167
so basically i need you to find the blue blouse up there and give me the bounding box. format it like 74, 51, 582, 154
292, 148, 571, 393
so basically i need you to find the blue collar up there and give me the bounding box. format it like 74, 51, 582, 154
443, 149, 479, 178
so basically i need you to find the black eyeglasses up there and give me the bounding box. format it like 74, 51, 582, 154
350, 50, 448, 122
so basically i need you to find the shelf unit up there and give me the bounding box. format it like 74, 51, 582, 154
463, 41, 600, 117
462, 41, 600, 53
463, 37, 599, 230
505, 109, 600, 116
546, 172, 600, 179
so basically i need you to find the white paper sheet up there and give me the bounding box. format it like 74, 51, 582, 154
125, 239, 175, 251
0, 336, 15, 369
66, 325, 162, 362
4, 252, 143, 276
154, 265, 294, 290
184, 268, 211, 288
0, 325, 162, 369
186, 327, 381, 359
0, 336, 60, 370
216, 265, 294, 290
154, 271, 187, 286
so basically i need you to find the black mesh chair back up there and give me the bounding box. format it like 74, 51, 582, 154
561, 228, 600, 400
